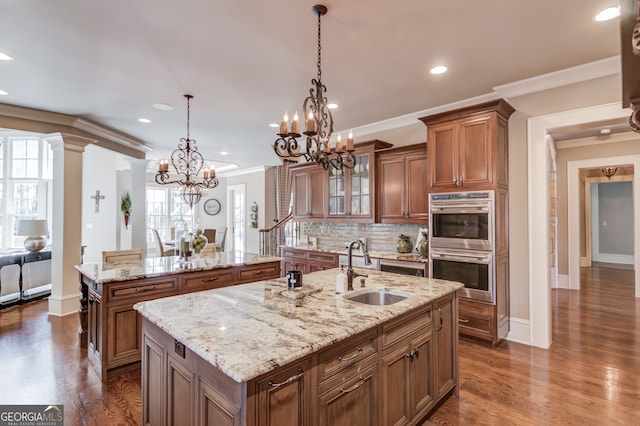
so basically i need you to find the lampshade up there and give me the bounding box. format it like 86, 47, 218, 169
17, 219, 49, 236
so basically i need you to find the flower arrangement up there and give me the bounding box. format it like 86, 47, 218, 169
121, 192, 132, 228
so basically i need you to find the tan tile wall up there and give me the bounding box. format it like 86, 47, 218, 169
301, 222, 425, 251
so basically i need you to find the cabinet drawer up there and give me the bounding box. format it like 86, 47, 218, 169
237, 262, 280, 282
458, 313, 492, 334
181, 269, 236, 291
382, 306, 432, 350
280, 248, 307, 260
23, 251, 52, 263
306, 262, 334, 273
108, 277, 178, 302
307, 252, 338, 264
317, 330, 378, 384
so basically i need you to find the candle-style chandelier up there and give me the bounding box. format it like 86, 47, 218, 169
273, 4, 356, 171
601, 166, 618, 179
155, 94, 218, 209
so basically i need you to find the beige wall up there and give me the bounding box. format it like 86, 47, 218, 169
556, 138, 640, 274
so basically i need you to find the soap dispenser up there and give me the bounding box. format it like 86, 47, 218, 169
336, 265, 347, 294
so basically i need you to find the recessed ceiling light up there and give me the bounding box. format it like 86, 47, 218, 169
153, 103, 174, 111
430, 65, 448, 75
138, 118, 152, 124
327, 103, 338, 109
0, 90, 7, 96
600, 128, 612, 135
0, 52, 13, 61
269, 123, 279, 128
220, 151, 229, 156
594, 6, 620, 22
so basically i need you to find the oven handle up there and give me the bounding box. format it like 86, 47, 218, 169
431, 252, 491, 264
431, 205, 490, 213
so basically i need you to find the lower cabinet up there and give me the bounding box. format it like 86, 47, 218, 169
433, 293, 457, 400
256, 360, 311, 426
280, 247, 338, 276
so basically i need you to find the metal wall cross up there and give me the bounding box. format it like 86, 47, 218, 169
91, 190, 105, 213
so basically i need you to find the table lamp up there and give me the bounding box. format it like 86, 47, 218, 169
17, 219, 49, 252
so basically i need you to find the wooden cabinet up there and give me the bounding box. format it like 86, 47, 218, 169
292, 164, 326, 220
280, 247, 338, 276
87, 289, 102, 368
433, 293, 457, 400
256, 360, 311, 426
376, 144, 428, 224
420, 99, 514, 193
381, 305, 435, 425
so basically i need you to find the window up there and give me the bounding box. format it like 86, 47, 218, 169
0, 137, 52, 250
145, 188, 195, 246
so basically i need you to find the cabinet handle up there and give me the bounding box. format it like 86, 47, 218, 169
252, 270, 264, 275
459, 176, 464, 185
458, 318, 469, 324
406, 347, 420, 360
340, 377, 365, 394
135, 286, 157, 292
268, 368, 304, 388
337, 347, 363, 362
436, 308, 443, 331
453, 177, 458, 186
202, 277, 218, 282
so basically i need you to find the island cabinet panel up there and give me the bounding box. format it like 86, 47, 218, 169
106, 303, 141, 368
87, 290, 102, 368
376, 144, 429, 224
142, 332, 166, 426
107, 276, 179, 302
433, 293, 457, 400
380, 306, 435, 426
317, 362, 379, 426
168, 354, 197, 426
255, 360, 311, 426
199, 379, 242, 426
181, 268, 237, 292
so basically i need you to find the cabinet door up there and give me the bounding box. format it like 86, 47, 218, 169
142, 332, 166, 426
427, 122, 458, 191
349, 153, 372, 218
318, 363, 379, 426
167, 354, 197, 426
408, 331, 435, 419
458, 114, 493, 187
381, 344, 411, 426
377, 154, 405, 222
292, 170, 311, 218
106, 304, 142, 368
292, 166, 325, 219
434, 294, 456, 400
308, 167, 327, 218
87, 291, 102, 362
199, 378, 241, 426
404, 152, 429, 221
256, 361, 310, 426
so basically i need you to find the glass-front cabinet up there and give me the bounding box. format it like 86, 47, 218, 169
328, 153, 370, 218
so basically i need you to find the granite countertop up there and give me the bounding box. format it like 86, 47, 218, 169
281, 243, 428, 263
73, 251, 281, 284
134, 268, 462, 383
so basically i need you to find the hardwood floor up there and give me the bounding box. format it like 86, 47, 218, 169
0, 265, 638, 425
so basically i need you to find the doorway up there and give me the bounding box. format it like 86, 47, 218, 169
227, 184, 245, 252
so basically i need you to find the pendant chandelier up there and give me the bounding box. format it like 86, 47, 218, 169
601, 166, 618, 179
273, 4, 356, 171
155, 94, 219, 209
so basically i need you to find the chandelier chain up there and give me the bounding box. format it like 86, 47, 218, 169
317, 11, 322, 82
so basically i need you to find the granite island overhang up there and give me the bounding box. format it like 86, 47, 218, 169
134, 268, 463, 425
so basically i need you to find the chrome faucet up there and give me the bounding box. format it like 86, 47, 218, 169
346, 240, 372, 291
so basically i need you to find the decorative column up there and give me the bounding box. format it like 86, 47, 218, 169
127, 159, 150, 255
46, 133, 93, 323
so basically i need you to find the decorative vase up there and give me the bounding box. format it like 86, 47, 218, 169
191, 229, 208, 259
417, 231, 428, 258
124, 214, 129, 229
397, 234, 412, 253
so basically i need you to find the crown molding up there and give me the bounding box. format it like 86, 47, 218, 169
223, 165, 269, 178
73, 118, 152, 153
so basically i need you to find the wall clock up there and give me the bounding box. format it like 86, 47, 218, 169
203, 198, 221, 216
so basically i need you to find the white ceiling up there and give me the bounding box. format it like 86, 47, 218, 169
0, 0, 622, 169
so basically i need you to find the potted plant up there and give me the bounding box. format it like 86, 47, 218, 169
121, 192, 132, 229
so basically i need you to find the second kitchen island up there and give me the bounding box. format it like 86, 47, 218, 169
134, 268, 463, 426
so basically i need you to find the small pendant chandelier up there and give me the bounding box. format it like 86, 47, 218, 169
155, 94, 219, 209
272, 4, 356, 171
601, 166, 618, 179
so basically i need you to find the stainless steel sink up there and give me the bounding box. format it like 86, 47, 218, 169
345, 289, 410, 306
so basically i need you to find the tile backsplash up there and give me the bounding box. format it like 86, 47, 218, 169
301, 222, 427, 251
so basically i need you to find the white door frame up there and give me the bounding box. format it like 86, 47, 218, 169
568, 155, 640, 293
528, 102, 632, 348
227, 184, 246, 252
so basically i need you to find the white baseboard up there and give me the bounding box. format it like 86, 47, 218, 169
557, 274, 570, 289
593, 253, 634, 265
506, 317, 530, 345
579, 257, 590, 267
48, 293, 80, 317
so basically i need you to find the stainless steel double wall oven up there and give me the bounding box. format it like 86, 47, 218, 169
429, 191, 495, 303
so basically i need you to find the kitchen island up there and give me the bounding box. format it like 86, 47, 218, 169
74, 251, 281, 381
134, 268, 463, 425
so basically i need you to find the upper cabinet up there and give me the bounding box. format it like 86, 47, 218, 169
376, 143, 428, 224
292, 163, 326, 220
419, 99, 514, 193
